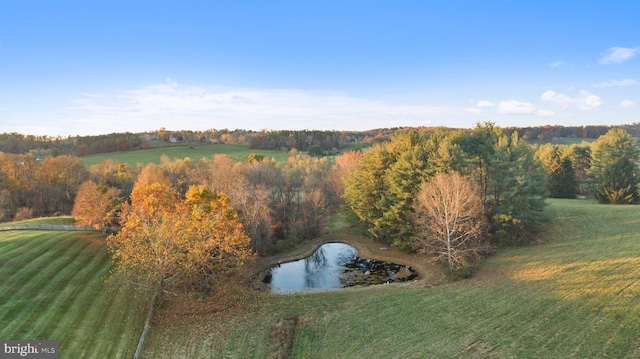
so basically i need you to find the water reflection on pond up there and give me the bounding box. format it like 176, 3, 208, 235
264, 242, 417, 294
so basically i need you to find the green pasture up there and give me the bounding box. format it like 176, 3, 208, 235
0, 230, 148, 358
143, 199, 640, 358
0, 216, 75, 227
80, 143, 291, 168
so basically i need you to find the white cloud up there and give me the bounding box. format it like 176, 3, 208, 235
576, 90, 602, 111
477, 100, 496, 107
536, 109, 555, 117
620, 100, 636, 108
592, 79, 637, 88
498, 100, 535, 114
598, 46, 639, 65
541, 90, 572, 109
165, 77, 179, 86
64, 82, 454, 132
541, 89, 602, 111
550, 61, 566, 68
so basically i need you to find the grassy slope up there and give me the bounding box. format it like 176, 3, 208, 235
80, 143, 291, 168
143, 199, 640, 358
0, 230, 148, 358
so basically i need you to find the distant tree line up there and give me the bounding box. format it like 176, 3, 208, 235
248, 130, 350, 152
504, 123, 640, 142
0, 132, 143, 156
4, 123, 640, 157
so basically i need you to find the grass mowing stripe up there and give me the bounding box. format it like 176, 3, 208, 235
0, 230, 147, 358
1, 233, 96, 338
28, 237, 107, 340
100, 289, 147, 359
68, 259, 116, 359
0, 233, 89, 333
0, 231, 71, 270
62, 255, 115, 357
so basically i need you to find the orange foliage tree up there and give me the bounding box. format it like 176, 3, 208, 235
71, 180, 121, 231
107, 183, 255, 294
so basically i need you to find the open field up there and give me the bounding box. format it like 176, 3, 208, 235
0, 230, 148, 358
80, 143, 292, 167
143, 199, 640, 358
0, 216, 75, 227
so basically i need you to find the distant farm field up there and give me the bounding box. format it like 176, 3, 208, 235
0, 230, 148, 358
143, 199, 640, 358
80, 143, 291, 167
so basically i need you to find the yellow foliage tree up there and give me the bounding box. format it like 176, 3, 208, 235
107, 183, 254, 294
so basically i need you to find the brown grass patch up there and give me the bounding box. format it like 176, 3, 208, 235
267, 315, 299, 359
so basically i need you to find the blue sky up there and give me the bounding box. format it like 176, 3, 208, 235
1, 1, 639, 136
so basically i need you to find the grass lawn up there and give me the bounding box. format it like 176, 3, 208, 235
80, 143, 292, 168
142, 198, 640, 358
0, 230, 148, 358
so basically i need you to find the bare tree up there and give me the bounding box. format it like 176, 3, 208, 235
412, 172, 486, 272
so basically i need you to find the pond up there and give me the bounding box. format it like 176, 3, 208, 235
263, 242, 417, 294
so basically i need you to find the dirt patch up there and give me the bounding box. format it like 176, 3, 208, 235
267, 315, 299, 359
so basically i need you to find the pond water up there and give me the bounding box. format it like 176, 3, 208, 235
263, 242, 417, 294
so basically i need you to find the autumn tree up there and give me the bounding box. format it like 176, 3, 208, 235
72, 180, 121, 231
412, 172, 486, 272
194, 154, 272, 254
160, 155, 194, 194
88, 159, 137, 198
0, 153, 87, 219
107, 183, 254, 295
330, 150, 361, 196
132, 163, 171, 191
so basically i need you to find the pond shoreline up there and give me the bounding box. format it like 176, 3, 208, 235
244, 230, 448, 292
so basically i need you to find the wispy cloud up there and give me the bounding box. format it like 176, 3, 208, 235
541, 90, 602, 111
620, 100, 636, 108
465, 107, 484, 115
536, 109, 555, 117
598, 46, 639, 65
592, 79, 637, 88
80, 93, 106, 98
64, 81, 454, 132
550, 61, 566, 68
498, 100, 535, 114
477, 100, 496, 107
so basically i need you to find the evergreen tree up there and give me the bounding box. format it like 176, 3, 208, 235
536, 144, 578, 199
486, 132, 548, 244
549, 156, 577, 198
588, 128, 640, 204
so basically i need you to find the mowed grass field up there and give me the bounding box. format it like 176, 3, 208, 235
80, 143, 292, 168
0, 229, 148, 358
143, 199, 640, 358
